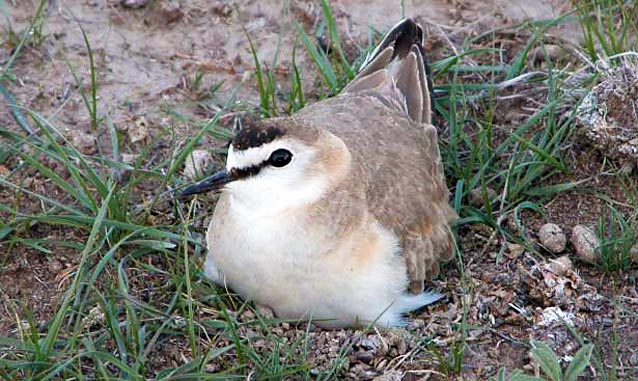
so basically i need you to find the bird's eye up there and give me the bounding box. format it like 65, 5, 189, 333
268, 149, 293, 167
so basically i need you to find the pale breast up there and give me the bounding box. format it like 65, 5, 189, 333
207, 194, 344, 316
206, 193, 410, 325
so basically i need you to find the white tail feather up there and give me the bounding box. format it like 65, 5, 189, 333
398, 290, 444, 313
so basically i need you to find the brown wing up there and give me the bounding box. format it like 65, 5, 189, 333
298, 19, 456, 294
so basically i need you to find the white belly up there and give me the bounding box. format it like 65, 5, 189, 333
204, 196, 414, 327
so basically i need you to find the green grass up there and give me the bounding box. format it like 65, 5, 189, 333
490, 339, 594, 381
1, 0, 47, 80
576, 0, 638, 60
596, 204, 638, 273
1, 0, 637, 379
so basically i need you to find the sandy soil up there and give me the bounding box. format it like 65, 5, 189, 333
1, 0, 579, 140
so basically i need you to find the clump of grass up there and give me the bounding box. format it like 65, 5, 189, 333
596, 204, 638, 272
245, 3, 309, 117
0, 0, 49, 158
531, 340, 594, 381
0, 113, 216, 378
575, 0, 638, 60
1, 0, 48, 79
436, 38, 580, 259
0, 10, 251, 379
490, 340, 594, 381
295, 0, 357, 96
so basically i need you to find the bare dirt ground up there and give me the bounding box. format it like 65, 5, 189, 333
1, 0, 637, 380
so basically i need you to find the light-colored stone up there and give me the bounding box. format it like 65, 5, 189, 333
531, 44, 562, 64
183, 150, 212, 180
506, 243, 524, 259
468, 187, 498, 207
570, 225, 601, 264
629, 244, 638, 264
575, 60, 638, 166
128, 116, 149, 144
120, 153, 140, 164
70, 131, 97, 154
538, 223, 567, 253
121, 0, 148, 9
547, 255, 572, 276
48, 260, 63, 273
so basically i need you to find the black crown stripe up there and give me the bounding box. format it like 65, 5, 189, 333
232, 124, 285, 151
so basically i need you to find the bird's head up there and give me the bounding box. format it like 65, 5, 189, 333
180, 118, 350, 215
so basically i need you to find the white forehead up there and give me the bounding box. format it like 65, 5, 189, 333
226, 139, 295, 170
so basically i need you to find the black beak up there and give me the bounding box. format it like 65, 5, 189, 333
179, 169, 231, 197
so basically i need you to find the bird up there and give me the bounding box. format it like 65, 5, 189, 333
180, 18, 457, 328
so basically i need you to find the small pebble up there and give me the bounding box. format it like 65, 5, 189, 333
619, 161, 635, 175
570, 225, 600, 264
629, 244, 638, 264
538, 223, 567, 253
70, 131, 97, 155
120, 153, 140, 164
506, 243, 524, 259
183, 150, 212, 180
468, 187, 497, 207
128, 116, 150, 144
547, 255, 572, 276
48, 260, 63, 273
531, 44, 562, 64
161, 1, 184, 23
121, 0, 149, 8
354, 337, 379, 351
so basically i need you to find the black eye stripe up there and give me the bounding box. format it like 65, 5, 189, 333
229, 163, 265, 180
229, 149, 293, 181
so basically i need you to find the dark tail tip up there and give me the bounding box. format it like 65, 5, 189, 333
388, 18, 423, 60
350, 18, 434, 124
